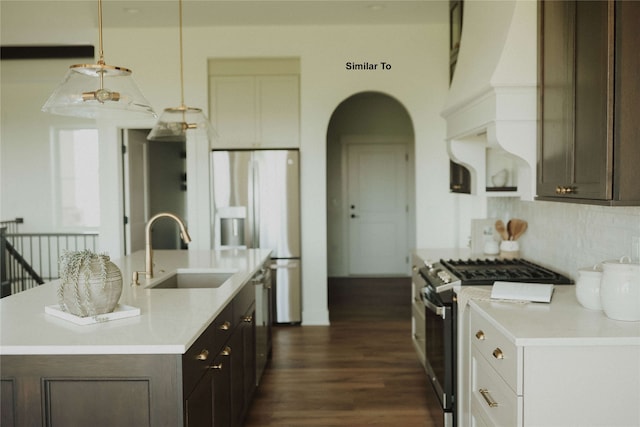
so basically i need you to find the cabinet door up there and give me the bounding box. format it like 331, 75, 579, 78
1, 379, 15, 426
614, 1, 640, 202
210, 76, 257, 148
229, 327, 244, 427
185, 350, 233, 427
572, 0, 611, 199
185, 370, 215, 427
523, 345, 640, 426
212, 351, 232, 427
538, 0, 575, 197
538, 0, 616, 202
2, 354, 181, 426
210, 75, 300, 149
241, 306, 256, 407
256, 76, 300, 148
229, 305, 256, 427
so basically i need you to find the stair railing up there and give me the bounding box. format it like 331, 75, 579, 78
1, 225, 99, 297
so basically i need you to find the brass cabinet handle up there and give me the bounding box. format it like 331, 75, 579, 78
479, 388, 498, 408
475, 330, 485, 340
492, 348, 504, 360
555, 185, 577, 195
220, 346, 231, 356
209, 363, 223, 370
196, 349, 209, 361
218, 321, 231, 331
242, 315, 253, 323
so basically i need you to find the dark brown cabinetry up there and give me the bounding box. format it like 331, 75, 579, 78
537, 0, 640, 205
254, 263, 273, 385
229, 281, 256, 427
183, 304, 234, 427
184, 349, 231, 427
1, 354, 182, 426
183, 283, 256, 427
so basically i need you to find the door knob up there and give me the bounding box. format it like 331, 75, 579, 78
350, 205, 355, 209
351, 214, 359, 218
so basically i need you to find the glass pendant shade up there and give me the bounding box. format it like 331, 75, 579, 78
147, 106, 214, 142
148, 0, 215, 142
42, 63, 156, 119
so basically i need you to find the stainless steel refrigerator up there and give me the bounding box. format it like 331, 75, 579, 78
211, 149, 301, 324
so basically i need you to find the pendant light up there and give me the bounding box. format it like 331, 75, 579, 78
147, 0, 214, 142
41, 0, 156, 119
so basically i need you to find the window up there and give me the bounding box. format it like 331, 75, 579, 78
54, 129, 100, 229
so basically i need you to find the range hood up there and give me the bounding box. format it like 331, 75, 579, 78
441, 0, 537, 200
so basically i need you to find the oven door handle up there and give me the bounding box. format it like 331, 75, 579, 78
423, 297, 446, 319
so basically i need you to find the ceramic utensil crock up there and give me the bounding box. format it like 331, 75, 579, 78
575, 265, 603, 310
499, 240, 519, 259
599, 256, 640, 321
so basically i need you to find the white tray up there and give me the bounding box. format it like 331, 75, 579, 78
45, 304, 141, 325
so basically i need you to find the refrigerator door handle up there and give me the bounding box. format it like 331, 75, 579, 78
270, 261, 299, 269
253, 159, 261, 248
246, 157, 255, 248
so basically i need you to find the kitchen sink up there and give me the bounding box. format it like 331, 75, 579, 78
149, 269, 237, 289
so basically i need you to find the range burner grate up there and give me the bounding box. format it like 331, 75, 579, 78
440, 258, 573, 286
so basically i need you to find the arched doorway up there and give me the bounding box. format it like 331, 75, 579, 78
326, 91, 416, 277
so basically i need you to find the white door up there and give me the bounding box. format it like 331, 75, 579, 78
347, 143, 409, 275
122, 129, 149, 255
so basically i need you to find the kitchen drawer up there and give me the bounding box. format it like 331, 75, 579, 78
471, 345, 522, 427
470, 309, 520, 394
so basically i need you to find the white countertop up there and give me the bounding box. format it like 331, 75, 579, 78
466, 286, 640, 346
0, 248, 271, 355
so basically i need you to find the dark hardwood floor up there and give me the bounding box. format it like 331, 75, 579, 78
244, 277, 435, 427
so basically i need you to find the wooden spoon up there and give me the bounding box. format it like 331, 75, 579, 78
495, 220, 509, 241
510, 219, 528, 240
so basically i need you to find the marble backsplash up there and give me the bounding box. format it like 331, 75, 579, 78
488, 198, 640, 280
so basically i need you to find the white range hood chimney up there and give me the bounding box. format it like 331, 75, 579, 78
441, 0, 537, 200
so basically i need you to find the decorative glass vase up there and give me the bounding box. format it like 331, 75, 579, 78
58, 251, 123, 317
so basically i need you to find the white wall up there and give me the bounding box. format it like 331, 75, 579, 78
0, 59, 97, 231
1, 22, 453, 325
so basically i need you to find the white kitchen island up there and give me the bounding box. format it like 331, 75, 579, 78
0, 248, 272, 427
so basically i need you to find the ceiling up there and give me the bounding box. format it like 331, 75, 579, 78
2, 1, 447, 45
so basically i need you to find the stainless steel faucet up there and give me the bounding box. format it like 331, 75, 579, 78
143, 212, 192, 279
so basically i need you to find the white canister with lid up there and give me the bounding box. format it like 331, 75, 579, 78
575, 265, 603, 310
599, 256, 640, 321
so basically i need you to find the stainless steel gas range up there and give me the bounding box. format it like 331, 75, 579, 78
414, 257, 573, 427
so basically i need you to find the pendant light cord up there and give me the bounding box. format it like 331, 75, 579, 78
97, 0, 105, 88
179, 0, 186, 109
